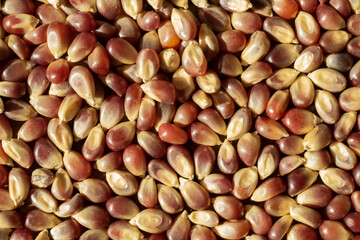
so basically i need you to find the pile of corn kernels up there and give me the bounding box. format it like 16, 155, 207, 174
1, 0, 360, 239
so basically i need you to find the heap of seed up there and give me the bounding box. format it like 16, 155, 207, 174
1, 0, 360, 239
